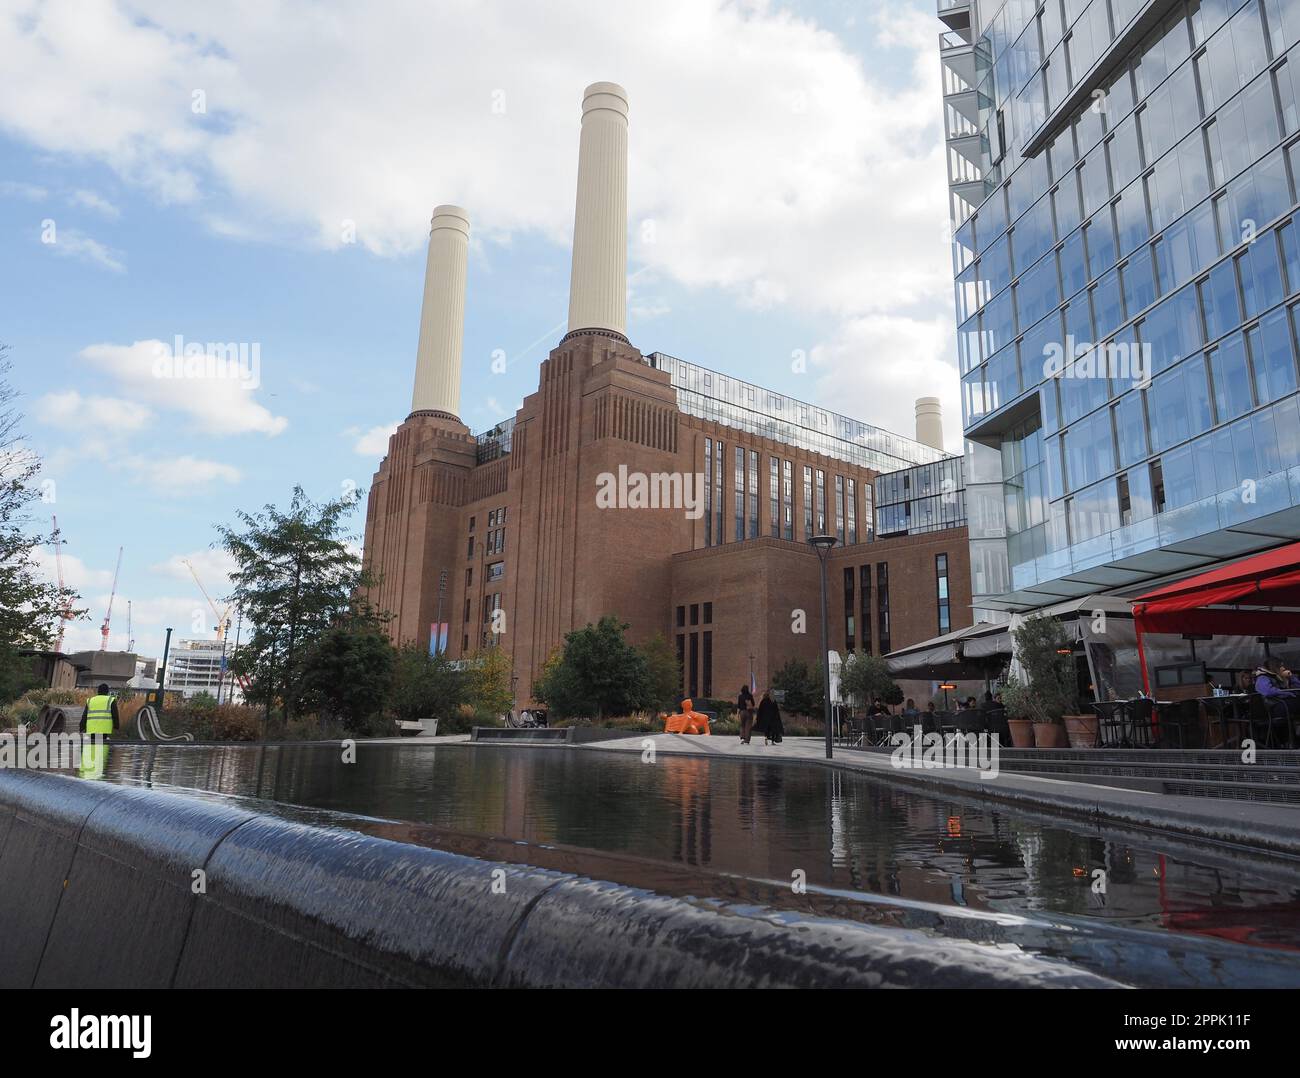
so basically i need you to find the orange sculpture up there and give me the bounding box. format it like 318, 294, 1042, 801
664, 699, 711, 735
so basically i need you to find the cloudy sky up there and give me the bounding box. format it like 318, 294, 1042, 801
2, 0, 958, 660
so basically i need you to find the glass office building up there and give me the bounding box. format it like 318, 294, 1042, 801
939, 0, 1300, 618
875, 457, 968, 537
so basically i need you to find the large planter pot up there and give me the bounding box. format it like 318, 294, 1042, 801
1033, 722, 1068, 748
1063, 712, 1098, 749
1007, 718, 1035, 748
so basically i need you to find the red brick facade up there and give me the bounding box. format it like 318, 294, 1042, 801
362, 332, 971, 706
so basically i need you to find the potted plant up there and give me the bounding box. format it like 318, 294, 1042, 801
1004, 615, 1079, 749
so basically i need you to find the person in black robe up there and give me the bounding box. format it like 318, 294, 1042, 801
754, 689, 784, 745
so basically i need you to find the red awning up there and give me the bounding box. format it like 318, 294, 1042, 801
1132, 541, 1300, 635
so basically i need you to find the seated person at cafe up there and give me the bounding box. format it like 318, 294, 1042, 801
1254, 660, 1300, 718
901, 698, 920, 718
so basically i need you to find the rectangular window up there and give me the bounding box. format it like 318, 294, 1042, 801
466, 567, 472, 588
689, 633, 699, 699
877, 563, 891, 655
487, 562, 504, 582
690, 603, 699, 626
734, 446, 745, 541
704, 438, 713, 547
834, 475, 845, 544
847, 478, 857, 544
703, 602, 712, 623
715, 441, 725, 545
702, 631, 713, 699
859, 565, 872, 654
467, 536, 474, 558
769, 457, 779, 537
816, 469, 827, 534
676, 605, 685, 627
843, 567, 856, 652
748, 450, 759, 538
936, 553, 950, 636
782, 460, 793, 540
803, 466, 813, 538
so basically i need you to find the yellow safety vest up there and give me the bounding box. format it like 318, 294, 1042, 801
85, 694, 114, 736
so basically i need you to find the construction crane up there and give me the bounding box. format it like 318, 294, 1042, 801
182, 558, 250, 700
100, 546, 123, 652
50, 515, 73, 653
182, 558, 233, 639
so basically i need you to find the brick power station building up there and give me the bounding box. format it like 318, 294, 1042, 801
362, 82, 973, 707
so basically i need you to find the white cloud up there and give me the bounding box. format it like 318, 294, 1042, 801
70, 188, 120, 217
350, 421, 399, 457
80, 339, 287, 436
47, 227, 125, 272
1, 1, 957, 440
0, 179, 47, 200
33, 389, 152, 430
151, 548, 239, 592
811, 313, 963, 454
123, 453, 241, 492
30, 546, 114, 592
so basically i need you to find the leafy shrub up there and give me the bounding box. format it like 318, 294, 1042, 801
207, 704, 262, 741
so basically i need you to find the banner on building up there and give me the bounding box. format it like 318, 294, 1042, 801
429, 622, 449, 656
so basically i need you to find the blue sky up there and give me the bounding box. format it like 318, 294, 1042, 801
2, 0, 956, 659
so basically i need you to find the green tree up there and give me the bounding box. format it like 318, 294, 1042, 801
0, 349, 82, 702
295, 614, 396, 733
389, 643, 465, 725
463, 647, 513, 719
532, 616, 649, 719
1003, 614, 1077, 724
839, 651, 899, 708
218, 486, 376, 718
638, 633, 681, 712
771, 657, 823, 717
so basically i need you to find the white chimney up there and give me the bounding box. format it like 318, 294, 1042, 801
567, 82, 628, 338
411, 205, 470, 418
915, 396, 943, 451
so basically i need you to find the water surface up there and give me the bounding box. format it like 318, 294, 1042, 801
98, 741, 1300, 984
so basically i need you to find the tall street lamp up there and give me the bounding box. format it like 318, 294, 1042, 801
808, 533, 837, 759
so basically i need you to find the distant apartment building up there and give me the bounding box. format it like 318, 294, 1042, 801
163, 638, 241, 702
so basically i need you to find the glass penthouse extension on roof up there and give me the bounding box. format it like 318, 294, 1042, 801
644, 352, 947, 474
940, 0, 1300, 618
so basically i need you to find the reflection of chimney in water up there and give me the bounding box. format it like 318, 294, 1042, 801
410, 205, 470, 420
915, 396, 943, 451
566, 82, 629, 340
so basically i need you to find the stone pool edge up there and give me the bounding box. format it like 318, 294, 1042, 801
0, 767, 1120, 990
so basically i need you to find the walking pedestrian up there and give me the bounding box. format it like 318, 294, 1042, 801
754, 689, 784, 745
737, 684, 755, 744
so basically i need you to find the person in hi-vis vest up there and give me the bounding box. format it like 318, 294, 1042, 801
78, 683, 119, 779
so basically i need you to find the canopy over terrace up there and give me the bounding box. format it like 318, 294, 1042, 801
1132, 541, 1300, 692
885, 595, 1140, 701
884, 621, 1008, 681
